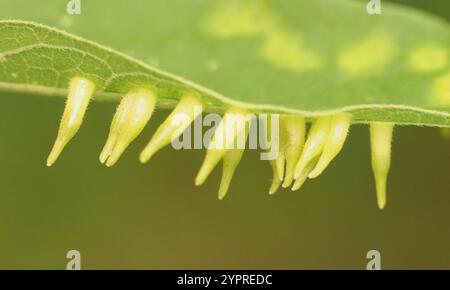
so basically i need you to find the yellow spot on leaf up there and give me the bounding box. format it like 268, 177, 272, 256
204, 0, 322, 73
59, 15, 74, 28
409, 44, 447, 73
339, 34, 394, 75
261, 31, 322, 72
430, 72, 450, 107
204, 0, 272, 38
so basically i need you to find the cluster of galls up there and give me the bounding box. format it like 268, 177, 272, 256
47, 77, 394, 209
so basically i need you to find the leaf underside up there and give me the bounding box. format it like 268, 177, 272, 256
0, 0, 449, 127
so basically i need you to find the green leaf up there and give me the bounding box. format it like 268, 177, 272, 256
0, 0, 449, 127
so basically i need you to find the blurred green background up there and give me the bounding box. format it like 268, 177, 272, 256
0, 0, 449, 269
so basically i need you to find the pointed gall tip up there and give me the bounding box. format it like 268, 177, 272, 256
195, 155, 216, 186
99, 140, 114, 164
308, 114, 351, 179
139, 154, 150, 164
307, 159, 329, 179
291, 178, 305, 191
195, 154, 220, 186
46, 138, 65, 167
99, 155, 107, 164
292, 157, 318, 192
291, 173, 308, 191
269, 161, 282, 195
218, 187, 228, 200
103, 141, 128, 167
140, 94, 202, 163
307, 158, 329, 179
139, 146, 156, 164
104, 155, 118, 167
378, 199, 386, 210
46, 155, 57, 167
105, 160, 116, 168
269, 179, 281, 195
307, 170, 319, 179
281, 173, 294, 188
194, 172, 206, 187
375, 176, 387, 210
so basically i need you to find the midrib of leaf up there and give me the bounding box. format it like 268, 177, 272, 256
0, 19, 449, 127
0, 21, 230, 110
